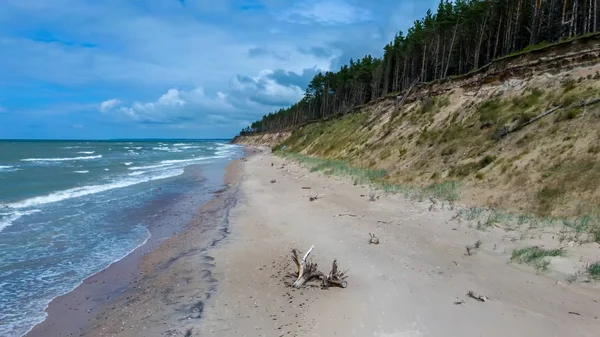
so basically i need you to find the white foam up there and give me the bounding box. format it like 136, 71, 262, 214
128, 163, 172, 171
77, 151, 95, 154
160, 155, 224, 165
60, 146, 91, 149
21, 155, 102, 162
73, 170, 89, 174
123, 162, 133, 166
128, 171, 145, 176
104, 168, 110, 171
153, 146, 182, 153
0, 209, 41, 232
0, 165, 18, 172
6, 169, 183, 209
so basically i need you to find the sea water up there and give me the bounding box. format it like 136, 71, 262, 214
0, 140, 242, 336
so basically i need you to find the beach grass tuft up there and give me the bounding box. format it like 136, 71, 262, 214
587, 262, 600, 280
510, 246, 565, 271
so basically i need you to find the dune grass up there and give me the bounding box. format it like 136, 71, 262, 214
511, 246, 565, 272
587, 262, 600, 280
276, 150, 460, 202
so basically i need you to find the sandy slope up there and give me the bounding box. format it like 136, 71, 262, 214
199, 148, 600, 337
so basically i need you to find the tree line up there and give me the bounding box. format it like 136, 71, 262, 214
240, 0, 599, 135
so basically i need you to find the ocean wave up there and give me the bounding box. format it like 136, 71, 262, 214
179, 146, 200, 150
123, 162, 133, 166
128, 163, 172, 171
60, 146, 92, 149
6, 169, 183, 209
160, 155, 223, 165
153, 146, 182, 153
77, 151, 95, 154
73, 170, 89, 174
128, 171, 145, 176
21, 155, 102, 162
16, 226, 151, 337
0, 165, 18, 172
0, 209, 41, 232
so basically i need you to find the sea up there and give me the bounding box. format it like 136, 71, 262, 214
0, 140, 242, 337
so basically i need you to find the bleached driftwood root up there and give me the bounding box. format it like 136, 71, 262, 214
321, 260, 348, 289
291, 245, 348, 289
291, 245, 320, 288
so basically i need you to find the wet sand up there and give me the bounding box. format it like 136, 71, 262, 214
25, 161, 243, 337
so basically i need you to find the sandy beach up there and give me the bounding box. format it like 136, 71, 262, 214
31, 147, 600, 337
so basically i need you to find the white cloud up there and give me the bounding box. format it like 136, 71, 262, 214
111, 68, 308, 127
115, 87, 237, 124
280, 0, 371, 25
99, 98, 121, 113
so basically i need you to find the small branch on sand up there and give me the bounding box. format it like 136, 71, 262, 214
309, 196, 319, 202
467, 290, 489, 302
270, 179, 277, 184
377, 220, 392, 224
290, 246, 348, 289
302, 186, 311, 189
338, 213, 357, 217
368, 233, 380, 245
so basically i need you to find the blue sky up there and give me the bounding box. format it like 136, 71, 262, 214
0, 0, 439, 139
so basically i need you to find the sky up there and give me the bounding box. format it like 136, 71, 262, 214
0, 0, 439, 139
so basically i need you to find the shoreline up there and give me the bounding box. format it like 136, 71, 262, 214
24, 159, 243, 337
24, 146, 600, 336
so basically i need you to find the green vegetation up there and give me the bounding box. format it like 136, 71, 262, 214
238, 0, 600, 135
450, 155, 496, 177
511, 246, 565, 272
277, 150, 460, 202
588, 262, 600, 280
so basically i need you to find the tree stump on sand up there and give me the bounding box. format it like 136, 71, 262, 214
291, 246, 347, 289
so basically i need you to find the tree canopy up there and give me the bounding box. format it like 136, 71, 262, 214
240, 0, 599, 135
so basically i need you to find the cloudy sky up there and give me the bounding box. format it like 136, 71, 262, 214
0, 0, 439, 139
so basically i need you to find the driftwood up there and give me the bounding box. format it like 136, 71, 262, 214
368, 233, 380, 245
321, 260, 348, 289
290, 246, 347, 289
270, 179, 277, 184
496, 98, 600, 139
291, 245, 320, 288
495, 106, 561, 139
467, 290, 489, 302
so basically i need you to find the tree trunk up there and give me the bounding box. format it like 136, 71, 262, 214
475, 11, 489, 69
444, 17, 460, 78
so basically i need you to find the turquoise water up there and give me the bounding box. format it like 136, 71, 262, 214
0, 140, 241, 336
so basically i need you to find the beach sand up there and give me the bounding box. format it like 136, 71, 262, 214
30, 148, 600, 336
